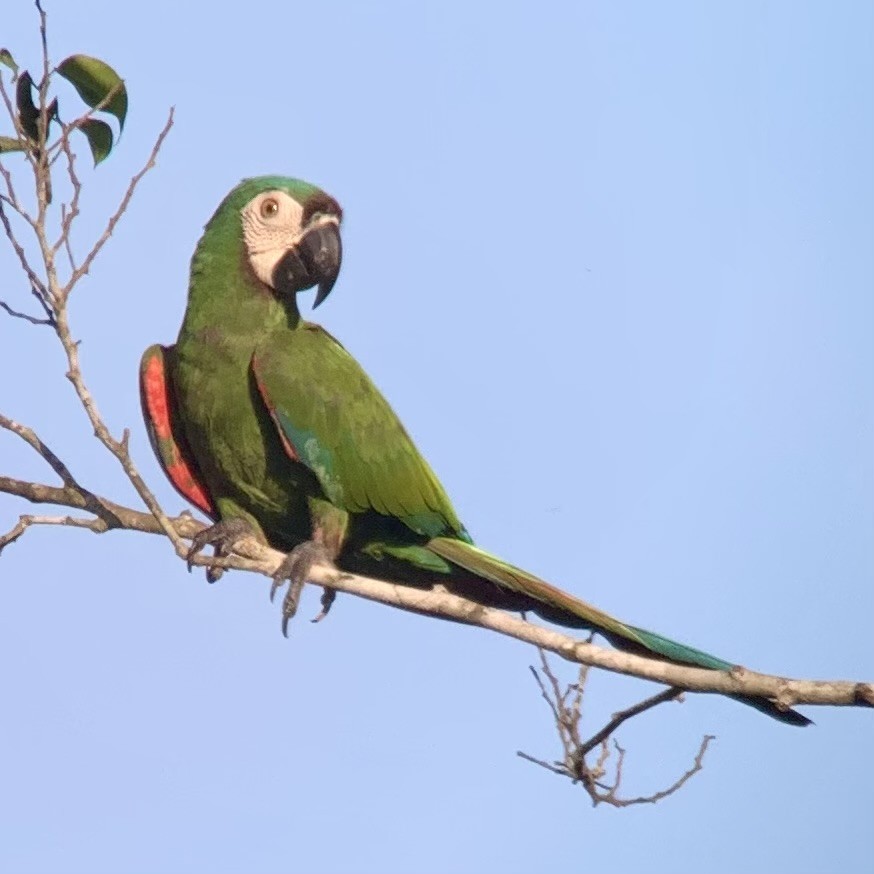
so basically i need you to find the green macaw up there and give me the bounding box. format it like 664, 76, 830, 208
141, 176, 809, 727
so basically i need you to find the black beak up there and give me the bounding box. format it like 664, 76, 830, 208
271, 221, 342, 308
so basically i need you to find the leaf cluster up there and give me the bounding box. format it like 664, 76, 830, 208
1, 46, 127, 166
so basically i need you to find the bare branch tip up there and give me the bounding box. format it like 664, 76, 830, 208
0, 299, 54, 326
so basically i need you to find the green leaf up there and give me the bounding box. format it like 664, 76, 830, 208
78, 118, 113, 165
0, 135, 25, 153
15, 71, 39, 141
0, 48, 18, 74
56, 54, 127, 132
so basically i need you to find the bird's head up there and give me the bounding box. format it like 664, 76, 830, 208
213, 176, 343, 310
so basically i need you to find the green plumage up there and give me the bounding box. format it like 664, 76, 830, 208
144, 176, 809, 727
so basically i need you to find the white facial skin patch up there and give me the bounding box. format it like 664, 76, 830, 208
241, 190, 306, 287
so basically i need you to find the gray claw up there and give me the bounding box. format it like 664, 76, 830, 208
271, 541, 334, 635
311, 587, 337, 623
206, 559, 225, 584
281, 579, 306, 637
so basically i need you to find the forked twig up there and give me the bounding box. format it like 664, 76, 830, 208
518, 648, 713, 807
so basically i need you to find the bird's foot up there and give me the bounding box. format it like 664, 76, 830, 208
186, 517, 257, 583
270, 541, 338, 636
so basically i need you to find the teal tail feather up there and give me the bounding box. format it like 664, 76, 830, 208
428, 538, 811, 727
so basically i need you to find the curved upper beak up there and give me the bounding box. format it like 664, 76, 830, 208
271, 221, 342, 308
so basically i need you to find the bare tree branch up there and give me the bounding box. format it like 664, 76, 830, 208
1, 471, 871, 714
0, 475, 200, 538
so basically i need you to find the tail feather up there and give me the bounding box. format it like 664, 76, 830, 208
428, 537, 810, 727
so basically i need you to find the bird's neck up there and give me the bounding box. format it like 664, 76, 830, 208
179, 232, 303, 355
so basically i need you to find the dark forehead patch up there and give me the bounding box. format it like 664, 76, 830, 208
302, 192, 342, 224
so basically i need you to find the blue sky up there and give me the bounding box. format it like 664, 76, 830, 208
1, 2, 871, 872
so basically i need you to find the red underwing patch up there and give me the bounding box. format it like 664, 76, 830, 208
140, 348, 216, 517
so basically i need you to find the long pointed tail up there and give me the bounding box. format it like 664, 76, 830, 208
428, 538, 810, 727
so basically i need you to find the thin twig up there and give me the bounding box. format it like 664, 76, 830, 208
50, 80, 126, 261
58, 204, 75, 269
0, 512, 107, 554
0, 65, 18, 122
0, 299, 53, 325
0, 413, 79, 486
60, 109, 174, 297
607, 735, 715, 807
515, 752, 569, 776
30, 0, 51, 225
579, 687, 685, 757
518, 649, 715, 805
54, 145, 81, 261
529, 663, 563, 729
0, 196, 50, 302
30, 280, 54, 320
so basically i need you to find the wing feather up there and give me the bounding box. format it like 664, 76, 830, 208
253, 325, 467, 540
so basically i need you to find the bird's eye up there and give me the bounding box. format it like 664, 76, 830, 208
260, 197, 280, 219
